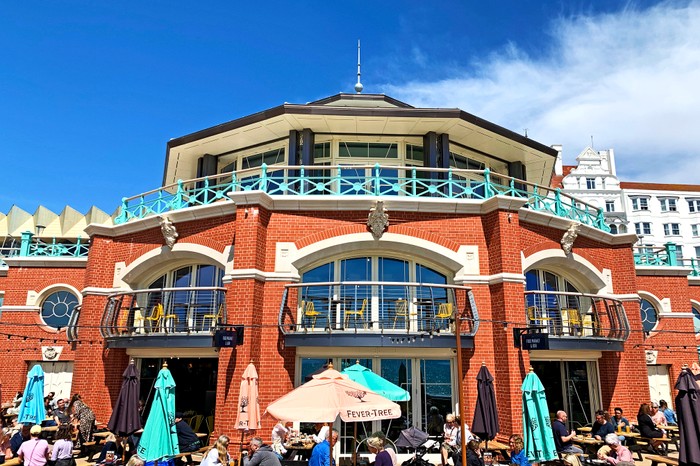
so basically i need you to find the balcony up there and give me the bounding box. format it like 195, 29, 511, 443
114, 164, 609, 232
524, 290, 630, 350
99, 287, 226, 348
278, 281, 479, 348
3, 232, 89, 258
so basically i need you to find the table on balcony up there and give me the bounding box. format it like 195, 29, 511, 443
413, 299, 435, 332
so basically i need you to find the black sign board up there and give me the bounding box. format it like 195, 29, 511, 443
521, 333, 549, 350
213, 326, 244, 348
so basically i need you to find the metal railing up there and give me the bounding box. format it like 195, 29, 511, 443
66, 305, 81, 342
633, 245, 674, 266
115, 164, 609, 231
99, 287, 226, 338
524, 290, 630, 341
278, 281, 479, 336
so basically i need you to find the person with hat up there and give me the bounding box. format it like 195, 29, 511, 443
17, 424, 50, 466
175, 412, 202, 453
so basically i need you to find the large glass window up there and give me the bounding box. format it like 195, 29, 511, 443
692, 305, 700, 334
659, 198, 678, 212
41, 290, 79, 329
241, 147, 285, 169
339, 142, 398, 159
525, 270, 585, 335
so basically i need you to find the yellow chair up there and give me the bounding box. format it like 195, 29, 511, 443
527, 306, 554, 331
393, 299, 409, 329
189, 414, 204, 432
435, 303, 453, 331
303, 300, 321, 330
203, 304, 224, 329
205, 415, 214, 435
135, 303, 163, 332
344, 298, 367, 329
565, 308, 582, 336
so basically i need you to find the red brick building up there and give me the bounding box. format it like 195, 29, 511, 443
0, 93, 696, 453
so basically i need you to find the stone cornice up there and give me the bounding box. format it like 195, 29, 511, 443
454, 272, 525, 285
85, 202, 236, 237
519, 209, 637, 246
2, 257, 87, 268
82, 287, 126, 297
224, 269, 300, 283
658, 312, 694, 318
635, 266, 691, 277
228, 192, 528, 214
0, 305, 39, 312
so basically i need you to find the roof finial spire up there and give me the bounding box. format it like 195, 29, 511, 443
355, 40, 363, 94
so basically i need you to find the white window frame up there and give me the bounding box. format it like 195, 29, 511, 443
688, 199, 700, 213
605, 200, 615, 212
635, 222, 652, 235
663, 223, 681, 236
585, 177, 596, 189
692, 225, 700, 237
659, 198, 678, 212
631, 197, 649, 211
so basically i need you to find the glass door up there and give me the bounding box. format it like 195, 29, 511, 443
419, 359, 453, 433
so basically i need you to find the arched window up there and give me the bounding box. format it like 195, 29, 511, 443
691, 304, 700, 334
41, 290, 79, 329
639, 298, 659, 333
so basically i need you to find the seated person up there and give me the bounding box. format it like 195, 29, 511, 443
96, 433, 124, 464
10, 424, 31, 457
175, 413, 202, 453
308, 429, 338, 466
466, 440, 484, 466
650, 403, 667, 427
1, 427, 14, 459
311, 423, 329, 444
53, 398, 71, 426
509, 434, 531, 466
441, 414, 461, 466
427, 407, 445, 436
637, 403, 666, 453
371, 431, 398, 466
610, 407, 629, 429
51, 425, 75, 466
243, 437, 281, 466
591, 410, 615, 440
597, 433, 633, 465
552, 411, 583, 455
271, 421, 293, 458
658, 400, 677, 426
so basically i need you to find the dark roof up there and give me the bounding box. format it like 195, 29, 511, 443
166, 95, 558, 158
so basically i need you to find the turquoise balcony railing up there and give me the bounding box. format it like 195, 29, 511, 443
633, 243, 678, 267
115, 164, 610, 231
14, 232, 89, 258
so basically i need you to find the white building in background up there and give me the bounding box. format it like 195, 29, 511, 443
556, 146, 700, 262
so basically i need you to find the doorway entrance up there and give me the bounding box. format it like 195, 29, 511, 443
139, 357, 217, 421
531, 360, 600, 429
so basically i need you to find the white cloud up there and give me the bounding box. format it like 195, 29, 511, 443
383, 1, 700, 184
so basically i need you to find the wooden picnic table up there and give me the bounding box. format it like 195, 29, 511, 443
572, 435, 604, 456
578, 426, 592, 433
480, 440, 510, 461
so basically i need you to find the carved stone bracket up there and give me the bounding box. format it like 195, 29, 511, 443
160, 216, 179, 248
560, 222, 580, 255
367, 201, 389, 240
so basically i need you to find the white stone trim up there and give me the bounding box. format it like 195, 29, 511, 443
30, 284, 83, 307
521, 248, 610, 293
0, 305, 40, 312
2, 257, 87, 268
454, 272, 525, 285
225, 269, 300, 282
289, 232, 468, 276
85, 202, 236, 237
120, 242, 228, 286
635, 266, 691, 277
658, 312, 694, 318
519, 209, 637, 246
82, 287, 125, 297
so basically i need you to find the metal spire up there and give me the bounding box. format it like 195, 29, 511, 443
355, 40, 363, 94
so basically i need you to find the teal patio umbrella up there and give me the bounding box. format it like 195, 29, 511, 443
521, 367, 557, 463
18, 364, 46, 425
136, 362, 179, 462
341, 362, 410, 401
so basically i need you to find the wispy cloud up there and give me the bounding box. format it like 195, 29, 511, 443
383, 1, 700, 184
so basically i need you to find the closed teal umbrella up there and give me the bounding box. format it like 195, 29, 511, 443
18, 364, 46, 425
136, 363, 179, 461
521, 368, 557, 463
341, 362, 410, 401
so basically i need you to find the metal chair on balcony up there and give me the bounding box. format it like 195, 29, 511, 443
302, 300, 321, 330
435, 303, 454, 331
527, 306, 555, 333
392, 299, 409, 329
344, 298, 367, 329
202, 304, 223, 330
134, 303, 178, 332
564, 308, 583, 336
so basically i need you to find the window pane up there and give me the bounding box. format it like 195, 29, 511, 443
420, 360, 453, 433
381, 359, 413, 440
41, 291, 78, 328
640, 298, 658, 333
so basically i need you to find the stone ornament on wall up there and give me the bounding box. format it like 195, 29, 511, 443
160, 216, 179, 248
42, 345, 63, 361
645, 349, 658, 365
560, 222, 580, 255
367, 201, 389, 240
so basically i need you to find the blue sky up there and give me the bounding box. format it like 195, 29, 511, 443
2, 0, 697, 215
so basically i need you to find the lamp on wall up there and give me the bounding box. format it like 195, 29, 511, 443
35, 224, 45, 237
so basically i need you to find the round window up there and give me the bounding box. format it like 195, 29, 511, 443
639, 298, 658, 333
41, 290, 79, 329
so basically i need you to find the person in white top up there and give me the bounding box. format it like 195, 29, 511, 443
312, 423, 329, 444
201, 435, 231, 466
271, 421, 294, 457
441, 414, 461, 466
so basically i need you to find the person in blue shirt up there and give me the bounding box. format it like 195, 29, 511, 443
591, 410, 615, 440
610, 408, 629, 429
308, 428, 338, 466
509, 435, 531, 466
658, 400, 677, 426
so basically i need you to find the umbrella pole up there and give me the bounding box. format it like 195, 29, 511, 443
455, 312, 467, 466
353, 422, 358, 466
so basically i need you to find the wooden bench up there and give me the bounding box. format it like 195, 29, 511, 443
646, 454, 679, 466
173, 446, 209, 464
4, 458, 22, 466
